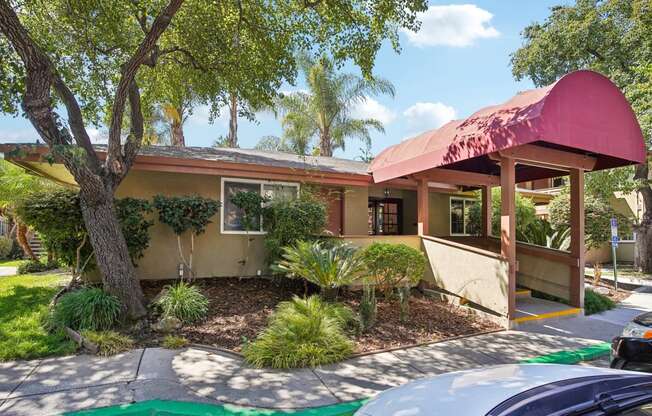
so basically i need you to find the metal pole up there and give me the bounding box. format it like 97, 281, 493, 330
612, 243, 618, 292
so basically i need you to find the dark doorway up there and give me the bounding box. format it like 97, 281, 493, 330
368, 198, 403, 235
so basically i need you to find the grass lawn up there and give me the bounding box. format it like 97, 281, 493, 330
0, 273, 76, 361
0, 259, 27, 267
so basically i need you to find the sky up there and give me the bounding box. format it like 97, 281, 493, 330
0, 0, 572, 160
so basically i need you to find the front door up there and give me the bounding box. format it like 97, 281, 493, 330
368, 198, 402, 235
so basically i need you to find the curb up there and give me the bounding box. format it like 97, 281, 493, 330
520, 342, 611, 365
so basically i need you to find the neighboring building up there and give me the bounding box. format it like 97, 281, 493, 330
1, 70, 646, 327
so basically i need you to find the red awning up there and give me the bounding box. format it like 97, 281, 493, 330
370, 70, 646, 183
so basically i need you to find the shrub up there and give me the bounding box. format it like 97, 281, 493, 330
584, 289, 616, 316
162, 335, 189, 349
274, 240, 366, 300
362, 243, 426, 300
467, 188, 539, 241
155, 282, 209, 324
52, 287, 122, 331
81, 331, 134, 356
17, 259, 58, 275
17, 189, 153, 271
0, 236, 13, 259
243, 296, 354, 368
153, 195, 220, 278
262, 194, 327, 264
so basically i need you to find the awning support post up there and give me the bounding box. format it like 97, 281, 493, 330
482, 185, 492, 238
500, 157, 516, 319
570, 168, 585, 308
417, 178, 429, 236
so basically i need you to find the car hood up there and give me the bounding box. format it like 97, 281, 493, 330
356, 364, 631, 416
634, 312, 652, 327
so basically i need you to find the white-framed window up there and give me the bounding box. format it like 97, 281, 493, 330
220, 177, 299, 234
450, 197, 477, 236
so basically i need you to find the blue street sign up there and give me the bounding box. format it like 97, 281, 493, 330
612, 235, 619, 247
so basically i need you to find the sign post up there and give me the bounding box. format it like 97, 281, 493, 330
611, 217, 619, 291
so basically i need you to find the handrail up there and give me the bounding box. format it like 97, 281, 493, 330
420, 235, 506, 261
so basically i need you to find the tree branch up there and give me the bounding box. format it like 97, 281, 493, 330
106, 0, 184, 180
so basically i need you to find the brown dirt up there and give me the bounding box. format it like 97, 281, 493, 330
140, 277, 501, 353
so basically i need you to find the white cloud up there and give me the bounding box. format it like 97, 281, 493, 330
403, 4, 500, 47
188, 104, 229, 126
350, 98, 396, 125
0, 129, 39, 143
403, 102, 457, 131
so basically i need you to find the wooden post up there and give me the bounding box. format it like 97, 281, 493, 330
570, 168, 585, 308
482, 185, 492, 238
500, 157, 516, 319
417, 178, 430, 236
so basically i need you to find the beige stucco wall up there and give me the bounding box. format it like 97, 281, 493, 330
517, 251, 572, 301
421, 236, 509, 317
586, 241, 636, 264
343, 186, 369, 235
116, 170, 267, 280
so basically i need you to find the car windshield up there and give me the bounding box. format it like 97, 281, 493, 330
487, 375, 652, 416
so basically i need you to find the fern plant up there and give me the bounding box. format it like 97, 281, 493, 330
274, 240, 366, 300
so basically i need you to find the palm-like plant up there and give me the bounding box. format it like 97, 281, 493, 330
274, 240, 366, 300
0, 160, 59, 259
270, 54, 395, 157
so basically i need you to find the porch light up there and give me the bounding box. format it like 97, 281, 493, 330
384, 188, 390, 197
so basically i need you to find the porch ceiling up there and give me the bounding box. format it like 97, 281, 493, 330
369, 70, 646, 184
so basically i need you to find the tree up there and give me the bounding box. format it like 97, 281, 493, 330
510, 0, 652, 271
0, 0, 426, 318
272, 54, 396, 157
153, 195, 220, 279
0, 160, 59, 260
254, 135, 307, 155
467, 188, 539, 242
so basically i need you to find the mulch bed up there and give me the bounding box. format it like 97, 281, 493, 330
587, 280, 631, 304
140, 277, 501, 354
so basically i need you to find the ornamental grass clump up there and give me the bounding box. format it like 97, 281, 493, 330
243, 295, 355, 368
155, 282, 209, 324
81, 330, 134, 356
52, 287, 121, 331
274, 240, 366, 300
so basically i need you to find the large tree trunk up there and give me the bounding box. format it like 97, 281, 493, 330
15, 219, 37, 260
635, 163, 652, 273
79, 186, 147, 319
227, 93, 238, 147
319, 130, 332, 157
170, 120, 185, 147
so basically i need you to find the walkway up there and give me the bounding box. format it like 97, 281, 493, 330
518, 286, 652, 342
0, 266, 17, 277
0, 331, 605, 415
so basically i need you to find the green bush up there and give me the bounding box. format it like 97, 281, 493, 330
17, 189, 153, 269
17, 259, 58, 275
243, 296, 355, 368
0, 236, 13, 259
262, 194, 327, 264
52, 287, 122, 331
467, 188, 539, 241
81, 331, 134, 356
274, 240, 365, 300
162, 335, 189, 349
362, 243, 426, 300
584, 289, 616, 315
155, 282, 209, 324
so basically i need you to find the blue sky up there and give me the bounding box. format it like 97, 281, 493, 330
0, 1, 570, 160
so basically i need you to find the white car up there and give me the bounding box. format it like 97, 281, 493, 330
355, 364, 652, 416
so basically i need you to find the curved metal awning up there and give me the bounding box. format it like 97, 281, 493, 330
369, 70, 646, 183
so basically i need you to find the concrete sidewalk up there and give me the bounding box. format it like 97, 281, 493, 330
0, 330, 605, 416
518, 286, 652, 342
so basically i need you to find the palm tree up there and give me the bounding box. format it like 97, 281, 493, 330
0, 160, 59, 259
161, 103, 189, 147
272, 54, 395, 157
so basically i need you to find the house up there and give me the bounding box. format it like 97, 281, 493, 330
1, 70, 646, 327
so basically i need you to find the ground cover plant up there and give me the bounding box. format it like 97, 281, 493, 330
155, 281, 209, 324
584, 288, 617, 316
81, 331, 134, 356
0, 273, 75, 361
243, 295, 355, 368
17, 259, 59, 275
52, 287, 122, 331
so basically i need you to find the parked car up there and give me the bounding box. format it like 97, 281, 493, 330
611, 337, 652, 372
621, 312, 652, 340
355, 364, 652, 416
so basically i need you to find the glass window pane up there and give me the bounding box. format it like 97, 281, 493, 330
464, 200, 478, 235
223, 181, 261, 232
263, 184, 298, 201
451, 199, 464, 234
